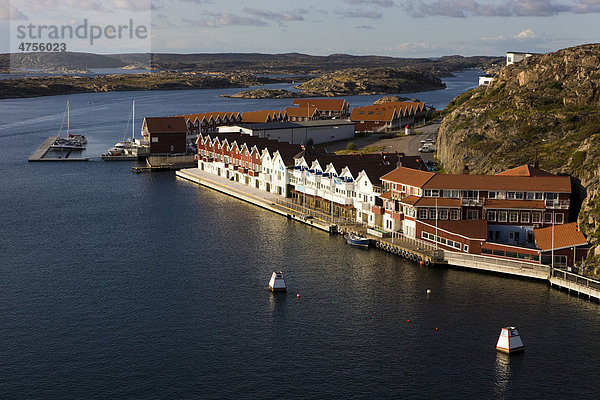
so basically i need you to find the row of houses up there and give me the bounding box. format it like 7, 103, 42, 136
350, 101, 428, 132
193, 132, 588, 268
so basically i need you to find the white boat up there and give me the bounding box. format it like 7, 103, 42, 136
50, 101, 87, 151
344, 233, 370, 248
102, 100, 139, 160
269, 271, 287, 292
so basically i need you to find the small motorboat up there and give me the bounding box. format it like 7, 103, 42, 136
344, 233, 370, 248
269, 271, 287, 292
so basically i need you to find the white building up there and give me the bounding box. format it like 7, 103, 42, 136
506, 52, 535, 66
479, 75, 494, 86
218, 120, 355, 145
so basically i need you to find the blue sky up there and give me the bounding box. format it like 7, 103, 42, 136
2, 0, 600, 56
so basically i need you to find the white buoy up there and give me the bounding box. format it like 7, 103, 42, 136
268, 271, 287, 292
426, 289, 431, 294
496, 327, 524, 354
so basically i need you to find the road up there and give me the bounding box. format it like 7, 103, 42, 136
323, 120, 441, 164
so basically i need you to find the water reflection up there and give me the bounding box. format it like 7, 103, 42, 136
494, 351, 513, 398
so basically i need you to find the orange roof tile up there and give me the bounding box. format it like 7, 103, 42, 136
380, 190, 393, 200
534, 222, 588, 251
496, 164, 556, 177
424, 174, 571, 192
285, 105, 319, 118
399, 195, 420, 205
293, 98, 348, 111
484, 199, 546, 209
144, 116, 187, 133
380, 167, 435, 187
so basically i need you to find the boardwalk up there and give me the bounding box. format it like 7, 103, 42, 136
29, 135, 89, 162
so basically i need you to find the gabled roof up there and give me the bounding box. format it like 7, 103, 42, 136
350, 101, 425, 123
241, 110, 286, 123
496, 164, 557, 177
293, 98, 348, 111
380, 167, 436, 187
144, 116, 187, 133
285, 105, 319, 118
534, 222, 588, 251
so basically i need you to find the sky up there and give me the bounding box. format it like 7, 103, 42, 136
1, 0, 600, 57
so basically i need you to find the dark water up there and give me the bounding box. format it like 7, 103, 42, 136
2, 71, 599, 399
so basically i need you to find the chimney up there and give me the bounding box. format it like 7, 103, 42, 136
462, 165, 470, 175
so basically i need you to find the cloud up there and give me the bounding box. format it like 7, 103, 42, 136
344, 0, 396, 6
514, 28, 542, 39
188, 11, 269, 27
341, 10, 384, 18
356, 24, 375, 28
243, 7, 305, 21
401, 0, 600, 17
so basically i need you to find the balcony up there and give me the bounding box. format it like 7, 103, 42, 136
546, 199, 570, 209
462, 198, 483, 206
371, 206, 384, 215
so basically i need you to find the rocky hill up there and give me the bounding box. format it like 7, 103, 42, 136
296, 67, 445, 96
436, 43, 600, 274
0, 72, 287, 99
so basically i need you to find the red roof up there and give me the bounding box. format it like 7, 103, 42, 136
293, 98, 348, 111
144, 116, 187, 133
285, 105, 319, 118
534, 222, 588, 251
380, 167, 435, 187
350, 101, 425, 123
424, 174, 571, 193
414, 197, 462, 208
496, 164, 556, 177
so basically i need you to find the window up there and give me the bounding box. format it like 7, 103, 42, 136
493, 249, 505, 256
515, 192, 524, 200
527, 192, 535, 200
509, 212, 519, 223
450, 209, 459, 220
444, 190, 459, 198
418, 209, 428, 219
506, 251, 517, 258
440, 209, 448, 220
429, 208, 437, 220
467, 210, 478, 220
532, 212, 542, 223
555, 213, 564, 224
535, 193, 543, 200
521, 212, 530, 223
507, 192, 516, 199
487, 211, 496, 222
544, 213, 553, 223
152, 137, 159, 143
482, 248, 493, 255
464, 244, 469, 253
498, 211, 508, 222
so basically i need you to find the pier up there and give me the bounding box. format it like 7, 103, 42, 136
176, 168, 336, 233
28, 135, 89, 162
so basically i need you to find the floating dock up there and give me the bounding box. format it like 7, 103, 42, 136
29, 135, 89, 162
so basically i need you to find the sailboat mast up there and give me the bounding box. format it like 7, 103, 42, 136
67, 101, 70, 135
132, 100, 135, 140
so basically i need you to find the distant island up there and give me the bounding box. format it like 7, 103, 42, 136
0, 52, 502, 99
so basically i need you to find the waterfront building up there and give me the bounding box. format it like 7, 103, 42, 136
478, 75, 494, 86
179, 112, 242, 141
141, 116, 187, 155
241, 110, 288, 123
533, 222, 590, 267
284, 105, 320, 121
378, 164, 585, 266
292, 99, 350, 119
350, 101, 427, 132
218, 120, 355, 145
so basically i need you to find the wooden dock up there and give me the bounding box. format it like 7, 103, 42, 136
29, 135, 89, 162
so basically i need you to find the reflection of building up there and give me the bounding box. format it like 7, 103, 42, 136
506, 51, 535, 66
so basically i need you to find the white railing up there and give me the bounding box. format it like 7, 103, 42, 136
444, 251, 549, 279
389, 231, 437, 251
551, 269, 600, 293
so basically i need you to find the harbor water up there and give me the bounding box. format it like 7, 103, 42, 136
1, 70, 600, 399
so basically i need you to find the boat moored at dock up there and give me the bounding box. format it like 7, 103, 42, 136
344, 233, 370, 248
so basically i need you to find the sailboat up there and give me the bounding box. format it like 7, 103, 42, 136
102, 100, 139, 159
50, 101, 87, 150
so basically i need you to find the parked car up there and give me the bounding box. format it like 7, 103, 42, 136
418, 144, 435, 153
